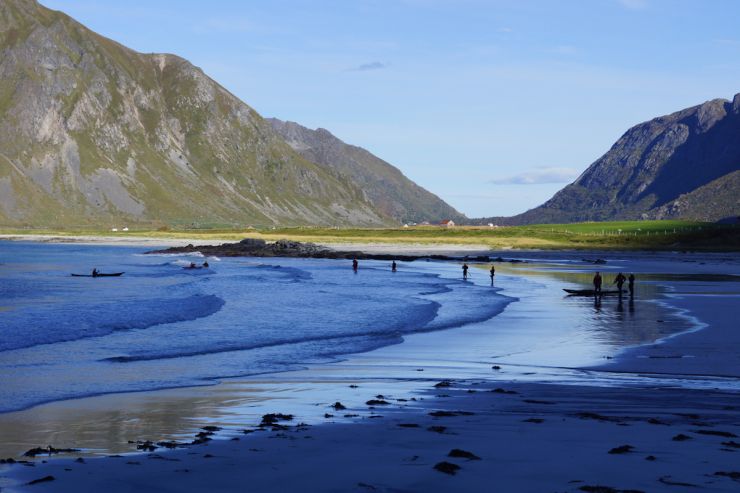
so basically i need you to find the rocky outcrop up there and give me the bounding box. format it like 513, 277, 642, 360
148, 238, 493, 262
510, 94, 740, 224
0, 0, 391, 228
267, 118, 466, 224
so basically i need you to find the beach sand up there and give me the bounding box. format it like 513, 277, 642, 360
1, 241, 739, 492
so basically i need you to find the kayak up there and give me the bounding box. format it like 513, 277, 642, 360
71, 272, 124, 277
563, 288, 625, 296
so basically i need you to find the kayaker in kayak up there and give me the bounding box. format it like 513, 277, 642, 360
92, 268, 99, 277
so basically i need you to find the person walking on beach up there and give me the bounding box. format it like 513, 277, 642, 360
489, 265, 495, 284
628, 273, 635, 297
614, 272, 627, 294
352, 258, 358, 272
391, 260, 397, 272
593, 272, 602, 295
462, 263, 469, 280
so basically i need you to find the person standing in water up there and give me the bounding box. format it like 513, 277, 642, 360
489, 265, 495, 284
462, 263, 469, 280
628, 273, 635, 297
352, 258, 358, 272
391, 261, 397, 272
614, 272, 627, 294
593, 272, 602, 295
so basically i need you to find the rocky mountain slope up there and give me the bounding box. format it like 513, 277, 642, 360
0, 0, 393, 228
267, 119, 465, 224
512, 94, 740, 224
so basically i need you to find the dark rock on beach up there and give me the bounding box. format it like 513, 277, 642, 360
23, 446, 79, 458
579, 486, 645, 493
693, 429, 737, 438
260, 413, 294, 426
26, 475, 55, 486
448, 449, 481, 460
433, 461, 461, 475
365, 399, 390, 406
608, 445, 634, 454
149, 238, 488, 262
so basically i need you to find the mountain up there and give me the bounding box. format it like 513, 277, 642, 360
511, 94, 740, 224
0, 0, 392, 228
267, 119, 465, 224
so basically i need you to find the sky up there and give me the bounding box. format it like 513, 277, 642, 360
40, 0, 740, 217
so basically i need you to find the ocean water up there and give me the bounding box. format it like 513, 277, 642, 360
0, 241, 510, 413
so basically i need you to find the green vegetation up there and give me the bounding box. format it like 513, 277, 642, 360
1, 220, 737, 251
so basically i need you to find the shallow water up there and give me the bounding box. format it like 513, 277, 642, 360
0, 241, 508, 414
0, 242, 737, 458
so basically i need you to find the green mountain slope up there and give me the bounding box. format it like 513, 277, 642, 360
267, 118, 465, 224
0, 0, 391, 228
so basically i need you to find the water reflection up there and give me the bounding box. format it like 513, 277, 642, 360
0, 257, 728, 459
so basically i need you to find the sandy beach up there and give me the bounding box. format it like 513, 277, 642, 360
1, 239, 739, 492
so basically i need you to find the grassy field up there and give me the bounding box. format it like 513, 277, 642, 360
1, 220, 738, 251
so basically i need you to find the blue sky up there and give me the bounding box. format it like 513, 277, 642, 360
41, 0, 740, 217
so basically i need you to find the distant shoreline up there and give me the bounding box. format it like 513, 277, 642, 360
0, 233, 492, 256
1, 219, 737, 251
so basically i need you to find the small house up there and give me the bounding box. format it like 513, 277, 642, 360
440, 220, 455, 228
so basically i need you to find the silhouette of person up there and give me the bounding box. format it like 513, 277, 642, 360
593, 272, 602, 295
352, 258, 358, 272
628, 273, 635, 297
462, 263, 469, 280
489, 265, 495, 284
92, 268, 99, 277
614, 272, 627, 296
391, 261, 397, 272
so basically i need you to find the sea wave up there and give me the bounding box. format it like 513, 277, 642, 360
0, 294, 225, 352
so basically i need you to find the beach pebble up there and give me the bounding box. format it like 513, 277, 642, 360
433, 461, 461, 475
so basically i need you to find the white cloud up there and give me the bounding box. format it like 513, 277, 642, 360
490, 167, 580, 185
347, 61, 389, 72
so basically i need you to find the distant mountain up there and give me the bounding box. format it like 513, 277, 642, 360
509, 94, 740, 224
0, 0, 392, 228
267, 119, 465, 224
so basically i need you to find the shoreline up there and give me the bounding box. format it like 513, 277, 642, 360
2, 231, 737, 253
1, 247, 739, 491
4, 380, 740, 492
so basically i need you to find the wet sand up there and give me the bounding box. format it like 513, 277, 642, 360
1, 250, 739, 492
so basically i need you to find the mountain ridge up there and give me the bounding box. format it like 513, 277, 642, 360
498, 93, 740, 225
267, 118, 466, 224
0, 0, 402, 228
